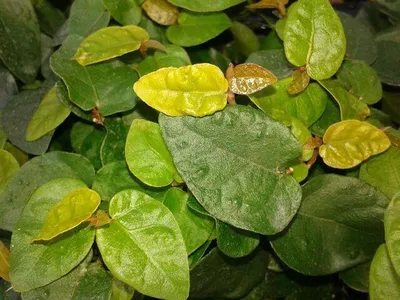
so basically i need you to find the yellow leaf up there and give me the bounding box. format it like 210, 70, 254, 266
227, 63, 277, 95
0, 241, 10, 281
247, 0, 289, 17
287, 68, 310, 95
88, 210, 111, 228
142, 0, 179, 26
133, 63, 228, 117
32, 188, 101, 242
319, 120, 391, 169
73, 26, 150, 66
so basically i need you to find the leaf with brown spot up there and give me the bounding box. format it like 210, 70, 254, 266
287, 68, 310, 95
142, 0, 179, 26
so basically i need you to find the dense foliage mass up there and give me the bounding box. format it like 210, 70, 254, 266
0, 0, 400, 299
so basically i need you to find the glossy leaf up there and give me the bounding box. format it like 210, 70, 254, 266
271, 174, 389, 275
339, 261, 370, 293
230, 22, 260, 57
249, 78, 328, 127
101, 117, 127, 166
133, 63, 228, 117
0, 150, 19, 193
287, 68, 310, 95
160, 105, 302, 235
369, 244, 400, 300
163, 188, 214, 254
0, 0, 41, 83
74, 26, 149, 66
217, 221, 259, 258
319, 120, 391, 169
227, 63, 277, 95
126, 119, 182, 187
0, 241, 10, 281
384, 195, 400, 276
319, 79, 370, 120
167, 0, 245, 12
33, 188, 101, 242
96, 189, 190, 300
101, 0, 142, 26
0, 151, 95, 231
142, 0, 179, 26
10, 178, 95, 292
283, 0, 346, 80
360, 147, 400, 199
166, 12, 231, 47
51, 35, 139, 116
26, 86, 71, 142
372, 40, 400, 87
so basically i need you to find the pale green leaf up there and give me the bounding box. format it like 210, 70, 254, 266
0, 150, 19, 193
111, 277, 135, 300
166, 0, 245, 12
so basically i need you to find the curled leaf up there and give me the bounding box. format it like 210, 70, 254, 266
319, 120, 391, 169
133, 63, 228, 117
287, 68, 310, 95
0, 241, 10, 281
73, 26, 150, 66
141, 0, 179, 26
32, 188, 101, 242
247, 0, 289, 17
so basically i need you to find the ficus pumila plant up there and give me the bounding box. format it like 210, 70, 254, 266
0, 0, 399, 299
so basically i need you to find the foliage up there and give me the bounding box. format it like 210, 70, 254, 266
0, 0, 399, 299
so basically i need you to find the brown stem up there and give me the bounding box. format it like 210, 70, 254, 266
306, 149, 319, 169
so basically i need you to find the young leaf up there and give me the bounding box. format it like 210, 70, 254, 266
230, 22, 260, 57
141, 0, 179, 26
26, 86, 71, 142
384, 195, 400, 277
0, 241, 10, 282
270, 174, 389, 275
319, 120, 391, 169
339, 261, 370, 293
10, 178, 95, 292
0, 149, 19, 193
166, 12, 231, 47
159, 105, 302, 235
32, 188, 101, 242
283, 0, 346, 80
73, 26, 149, 66
290, 162, 309, 183
101, 0, 142, 26
166, 0, 245, 12
287, 68, 310, 95
96, 189, 190, 300
227, 63, 277, 95
163, 188, 214, 254
133, 63, 228, 117
369, 244, 400, 300
126, 119, 182, 187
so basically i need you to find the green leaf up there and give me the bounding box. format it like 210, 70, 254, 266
320, 120, 391, 169
231, 22, 260, 57
217, 221, 259, 258
50, 35, 139, 116
290, 163, 309, 183
101, 0, 142, 26
290, 118, 313, 161
159, 105, 302, 235
369, 244, 400, 300
382, 91, 400, 124
0, 68, 18, 110
0, 151, 95, 231
34, 0, 66, 37
384, 195, 400, 277
73, 26, 149, 66
10, 178, 95, 292
360, 147, 400, 199
111, 279, 135, 300
189, 47, 230, 73
166, 12, 231, 47
133, 63, 228, 117
33, 188, 101, 242
167, 0, 245, 12
372, 40, 400, 87
337, 12, 377, 65
190, 248, 269, 299
26, 86, 71, 142
260, 30, 283, 50
319, 79, 370, 120
339, 261, 370, 293
96, 189, 189, 300
283, 0, 346, 80
126, 119, 182, 187
249, 78, 328, 127
3, 142, 29, 167
101, 117, 127, 166
2, 89, 54, 155
336, 60, 382, 105
309, 97, 340, 136
68, 0, 110, 37
163, 188, 214, 254
0, 150, 19, 193
188, 239, 212, 270
0, 0, 41, 83
246, 49, 296, 79
270, 174, 389, 275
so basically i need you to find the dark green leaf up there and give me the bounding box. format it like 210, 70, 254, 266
382, 91, 400, 124
309, 97, 340, 136
339, 261, 370, 293
355, 2, 392, 35
189, 48, 230, 72
231, 21, 260, 57
188, 239, 212, 270
101, 118, 127, 166
260, 30, 283, 50
34, 0, 66, 37
101, 0, 142, 26
0, 68, 18, 110
384, 194, 400, 276
371, 40, 400, 87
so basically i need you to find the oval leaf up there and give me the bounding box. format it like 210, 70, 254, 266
227, 63, 277, 95
384, 195, 400, 277
133, 63, 228, 117
125, 119, 182, 187
167, 0, 245, 12
283, 0, 346, 80
32, 188, 101, 242
319, 120, 391, 169
0, 241, 10, 282
142, 0, 179, 26
73, 26, 149, 66
271, 174, 389, 275
96, 189, 189, 300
